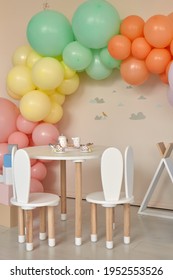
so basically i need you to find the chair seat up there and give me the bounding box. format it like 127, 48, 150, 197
11, 192, 60, 209
86, 191, 134, 207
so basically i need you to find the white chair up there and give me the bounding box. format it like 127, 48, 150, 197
86, 146, 134, 249
10, 149, 60, 251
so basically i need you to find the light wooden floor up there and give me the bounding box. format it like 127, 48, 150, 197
0, 198, 173, 260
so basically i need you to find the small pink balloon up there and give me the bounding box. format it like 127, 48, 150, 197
30, 178, 44, 193
0, 143, 8, 169
0, 97, 19, 142
31, 162, 47, 180
32, 122, 60, 145
8, 131, 29, 148
16, 114, 38, 134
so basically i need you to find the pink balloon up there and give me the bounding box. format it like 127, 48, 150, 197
0, 97, 19, 142
30, 178, 44, 193
8, 131, 29, 148
32, 122, 60, 145
31, 162, 47, 180
0, 143, 8, 169
16, 114, 38, 134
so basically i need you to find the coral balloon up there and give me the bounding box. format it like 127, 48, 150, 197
108, 35, 131, 60
32, 57, 64, 90
31, 162, 47, 181
131, 37, 152, 60
0, 143, 8, 170
19, 90, 51, 122
12, 45, 31, 66
8, 131, 29, 148
43, 102, 63, 124
120, 57, 149, 85
7, 65, 36, 97
145, 48, 171, 74
27, 10, 74, 57
144, 15, 173, 48
30, 178, 44, 193
72, 0, 120, 49
16, 114, 38, 134
120, 15, 145, 41
0, 97, 19, 142
32, 123, 60, 145
57, 73, 80, 95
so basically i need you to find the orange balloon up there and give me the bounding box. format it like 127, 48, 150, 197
131, 37, 152, 60
144, 15, 173, 48
108, 35, 131, 60
120, 56, 149, 85
145, 48, 171, 74
159, 72, 168, 84
120, 15, 145, 41
168, 12, 173, 33
169, 39, 173, 56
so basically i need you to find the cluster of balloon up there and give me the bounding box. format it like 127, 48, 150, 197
0, 97, 60, 192
108, 14, 173, 85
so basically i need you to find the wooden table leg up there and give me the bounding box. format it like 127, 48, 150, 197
60, 160, 67, 220
75, 161, 82, 245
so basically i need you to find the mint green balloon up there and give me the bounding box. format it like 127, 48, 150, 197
86, 50, 113, 80
72, 0, 120, 49
100, 47, 121, 69
27, 10, 74, 57
63, 41, 92, 71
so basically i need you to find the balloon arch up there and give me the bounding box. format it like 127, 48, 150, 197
1, 0, 173, 191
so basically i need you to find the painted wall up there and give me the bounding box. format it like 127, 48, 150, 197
1, 0, 173, 209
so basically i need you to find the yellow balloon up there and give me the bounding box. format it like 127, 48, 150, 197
32, 57, 64, 90
61, 61, 76, 79
50, 92, 66, 105
26, 50, 42, 68
7, 65, 35, 96
19, 90, 51, 122
6, 87, 21, 100
12, 45, 31, 66
43, 101, 63, 124
57, 73, 80, 95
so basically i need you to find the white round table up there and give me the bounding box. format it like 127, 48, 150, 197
24, 145, 106, 245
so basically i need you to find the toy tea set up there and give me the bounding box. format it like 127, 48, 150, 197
49, 135, 93, 153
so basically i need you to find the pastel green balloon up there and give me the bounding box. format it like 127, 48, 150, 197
100, 47, 121, 69
63, 41, 92, 71
86, 50, 113, 80
27, 10, 74, 57
72, 0, 120, 49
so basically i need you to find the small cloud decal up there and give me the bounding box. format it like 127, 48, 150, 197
129, 112, 146, 120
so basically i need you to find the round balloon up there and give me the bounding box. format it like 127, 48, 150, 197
144, 15, 173, 48
8, 131, 29, 148
32, 57, 64, 90
57, 73, 80, 95
26, 50, 42, 68
120, 57, 150, 85
145, 48, 171, 74
16, 114, 38, 134
7, 65, 36, 97
12, 45, 31, 66
131, 37, 152, 60
0, 97, 19, 142
61, 61, 76, 79
30, 178, 44, 193
43, 102, 63, 124
63, 41, 92, 71
19, 90, 51, 122
100, 47, 121, 69
120, 15, 145, 41
72, 0, 120, 49
108, 35, 131, 60
31, 162, 47, 181
27, 10, 74, 57
32, 122, 60, 145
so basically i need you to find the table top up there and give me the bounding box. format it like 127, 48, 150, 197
24, 145, 107, 161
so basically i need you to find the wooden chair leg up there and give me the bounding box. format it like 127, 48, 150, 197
39, 207, 47, 240
47, 206, 55, 247
124, 203, 130, 244
18, 207, 25, 243
25, 210, 33, 251
113, 207, 115, 230
106, 207, 113, 249
91, 203, 97, 242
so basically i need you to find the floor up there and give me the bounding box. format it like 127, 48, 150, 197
0, 198, 173, 260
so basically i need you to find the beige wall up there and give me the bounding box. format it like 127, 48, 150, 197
1, 0, 173, 209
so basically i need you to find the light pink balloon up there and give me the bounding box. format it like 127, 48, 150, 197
0, 97, 19, 142
30, 178, 44, 193
8, 131, 29, 148
32, 122, 60, 145
31, 162, 47, 180
0, 143, 8, 169
16, 114, 38, 134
